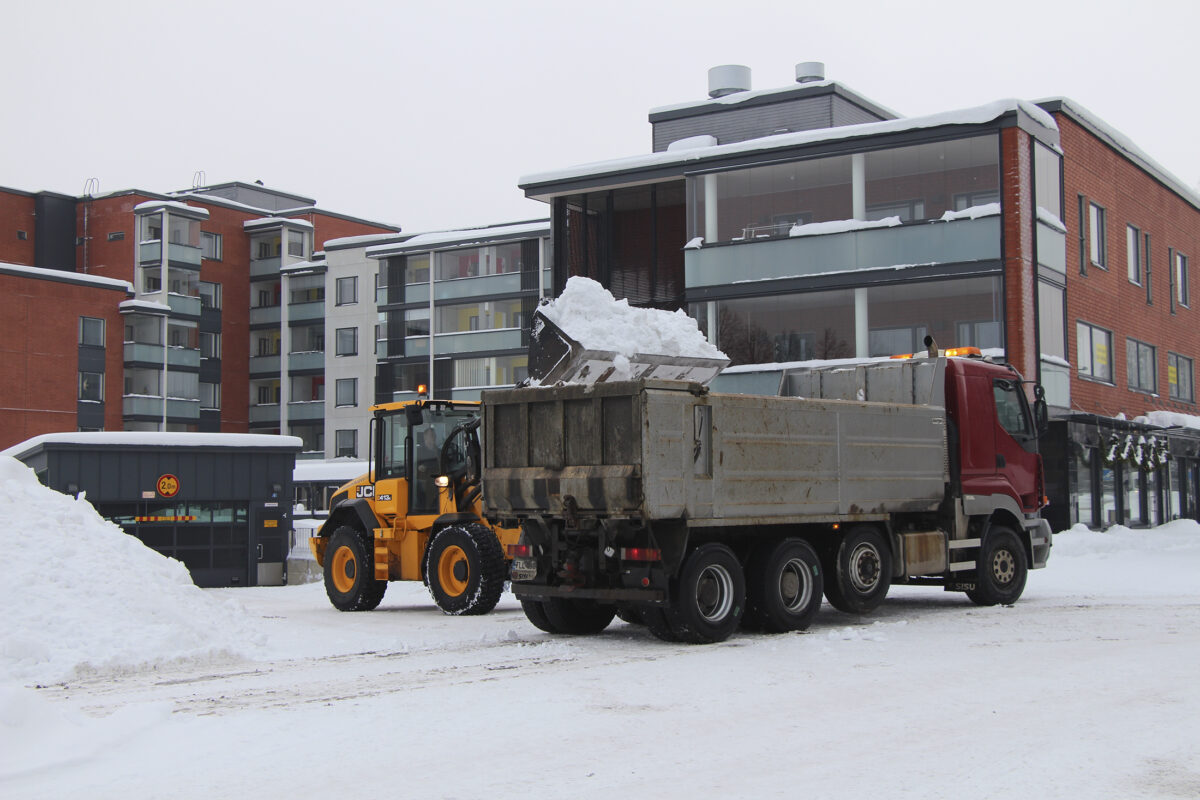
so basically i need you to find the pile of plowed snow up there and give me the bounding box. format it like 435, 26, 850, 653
0, 457, 264, 684
539, 276, 726, 360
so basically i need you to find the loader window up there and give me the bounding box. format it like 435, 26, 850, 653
377, 412, 408, 480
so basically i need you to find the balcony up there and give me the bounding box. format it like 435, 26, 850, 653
286, 400, 326, 422
286, 300, 324, 323
249, 403, 281, 425
288, 351, 324, 372
167, 293, 202, 317
249, 354, 281, 376
685, 215, 1002, 289
121, 396, 199, 420
138, 242, 202, 268
250, 256, 282, 279
434, 328, 524, 355
124, 342, 163, 365
250, 305, 281, 326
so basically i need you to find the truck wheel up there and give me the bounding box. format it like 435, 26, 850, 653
424, 524, 506, 616
520, 598, 557, 633
823, 526, 891, 614
666, 543, 745, 644
324, 526, 387, 611
967, 526, 1028, 606
542, 598, 616, 634
745, 538, 823, 633
640, 607, 681, 642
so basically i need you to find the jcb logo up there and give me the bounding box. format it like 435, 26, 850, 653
355, 484, 374, 499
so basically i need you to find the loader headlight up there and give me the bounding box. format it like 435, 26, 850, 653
435, 476, 450, 488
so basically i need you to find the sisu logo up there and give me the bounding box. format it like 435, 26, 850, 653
354, 484, 375, 499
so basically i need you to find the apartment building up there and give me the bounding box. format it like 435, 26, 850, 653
517, 63, 1200, 529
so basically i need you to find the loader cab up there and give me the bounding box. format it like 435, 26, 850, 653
373, 399, 481, 518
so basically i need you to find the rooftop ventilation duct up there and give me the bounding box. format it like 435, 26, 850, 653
795, 61, 825, 83
708, 65, 751, 98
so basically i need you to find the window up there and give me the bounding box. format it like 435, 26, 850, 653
201, 232, 222, 260
1077, 322, 1113, 383
336, 378, 357, 407
1089, 203, 1107, 268
336, 276, 357, 306
142, 269, 162, 293
287, 230, 306, 258
335, 327, 358, 357
200, 382, 221, 410
256, 384, 280, 405
79, 371, 103, 402
1178, 252, 1190, 307
200, 332, 220, 359
107, 231, 125, 242
335, 429, 358, 459
993, 380, 1031, 438
1126, 338, 1157, 394
17, 230, 27, 240
1169, 352, 1195, 403
1077, 195, 1088, 275
79, 317, 105, 347
139, 214, 162, 243
199, 281, 221, 310
1126, 225, 1141, 285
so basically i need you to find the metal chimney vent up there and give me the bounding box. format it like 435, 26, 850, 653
795, 61, 826, 83
708, 65, 752, 98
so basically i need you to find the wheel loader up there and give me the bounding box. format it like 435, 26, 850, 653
309, 395, 520, 615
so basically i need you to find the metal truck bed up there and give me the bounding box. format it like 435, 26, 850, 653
481, 378, 948, 526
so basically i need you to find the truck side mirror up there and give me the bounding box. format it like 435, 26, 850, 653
1032, 384, 1049, 435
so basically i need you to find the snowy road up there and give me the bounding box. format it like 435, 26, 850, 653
9, 567, 1200, 800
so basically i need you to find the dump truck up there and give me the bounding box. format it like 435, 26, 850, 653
482, 316, 1051, 643
310, 397, 520, 615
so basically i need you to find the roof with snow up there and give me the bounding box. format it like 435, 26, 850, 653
366, 220, 550, 258
0, 261, 133, 293
521, 99, 1058, 199
132, 199, 210, 219
2, 432, 304, 461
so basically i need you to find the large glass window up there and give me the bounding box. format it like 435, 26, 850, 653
79, 371, 103, 402
1034, 142, 1062, 218
453, 354, 529, 388
434, 298, 530, 334
252, 233, 282, 260
125, 368, 160, 397
287, 229, 307, 258
1168, 352, 1194, 402
200, 382, 220, 409
1126, 338, 1157, 394
687, 135, 999, 245
200, 332, 220, 359
167, 371, 199, 400
201, 232, 222, 260
80, 317, 105, 347
168, 216, 200, 247
1038, 281, 1069, 407
290, 375, 324, 402
1074, 446, 1095, 528
289, 274, 324, 304
405, 254, 430, 285
199, 281, 222, 310
335, 378, 357, 407
1077, 321, 1113, 383
139, 213, 163, 243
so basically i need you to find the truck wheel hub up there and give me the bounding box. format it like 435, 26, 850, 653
848, 544, 880, 592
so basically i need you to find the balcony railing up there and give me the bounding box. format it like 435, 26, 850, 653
250, 256, 282, 279
249, 403, 281, 424
288, 351, 324, 372
167, 293, 202, 317
286, 300, 324, 323
286, 400, 326, 422
433, 327, 524, 355
249, 354, 281, 375
122, 396, 200, 420
249, 305, 281, 326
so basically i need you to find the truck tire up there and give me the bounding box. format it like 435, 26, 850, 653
520, 598, 556, 633
324, 526, 387, 611
967, 526, 1028, 606
665, 543, 745, 644
640, 607, 681, 642
823, 525, 891, 614
744, 538, 823, 633
542, 598, 616, 634
424, 524, 506, 615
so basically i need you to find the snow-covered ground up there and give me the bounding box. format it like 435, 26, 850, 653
2, 456, 1199, 799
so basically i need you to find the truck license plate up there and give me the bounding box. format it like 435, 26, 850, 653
510, 557, 538, 582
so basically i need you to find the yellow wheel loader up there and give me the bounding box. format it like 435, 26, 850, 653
310, 397, 520, 615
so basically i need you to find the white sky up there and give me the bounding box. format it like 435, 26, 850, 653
4, 0, 1198, 234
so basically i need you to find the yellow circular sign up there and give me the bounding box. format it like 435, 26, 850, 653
157, 474, 180, 498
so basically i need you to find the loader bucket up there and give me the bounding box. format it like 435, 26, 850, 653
528, 309, 729, 386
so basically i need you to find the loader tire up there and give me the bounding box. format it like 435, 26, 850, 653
424, 524, 506, 615
744, 538, 823, 633
967, 526, 1027, 606
823, 525, 891, 615
324, 526, 387, 612
664, 543, 745, 644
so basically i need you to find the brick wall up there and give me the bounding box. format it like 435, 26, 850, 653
1058, 113, 1200, 419
0, 189, 37, 265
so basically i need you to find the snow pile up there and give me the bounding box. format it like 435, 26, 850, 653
1137, 409, 1200, 430
0, 457, 265, 684
941, 202, 1001, 222
789, 216, 901, 237
539, 276, 726, 362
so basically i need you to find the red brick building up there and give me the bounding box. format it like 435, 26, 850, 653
0, 181, 398, 452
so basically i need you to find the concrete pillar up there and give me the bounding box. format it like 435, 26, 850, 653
852, 153, 869, 357
704, 174, 719, 243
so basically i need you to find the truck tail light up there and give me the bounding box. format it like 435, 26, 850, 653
506, 543, 533, 558
620, 547, 661, 562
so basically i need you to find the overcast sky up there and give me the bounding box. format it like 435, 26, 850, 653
5, 0, 1197, 235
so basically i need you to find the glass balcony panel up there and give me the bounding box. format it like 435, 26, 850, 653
433, 272, 522, 301
288, 351, 325, 371
139, 242, 162, 263
286, 300, 325, 323
167, 398, 200, 420
167, 243, 202, 268
433, 328, 524, 355
124, 342, 164, 364
249, 355, 281, 375
286, 400, 326, 422
1036, 223, 1066, 273
249, 404, 281, 424
249, 306, 281, 325
167, 347, 201, 368
123, 396, 164, 417
405, 282, 430, 304
167, 294, 202, 317
250, 257, 283, 279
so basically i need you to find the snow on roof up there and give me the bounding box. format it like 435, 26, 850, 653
0, 261, 133, 292
2, 432, 304, 460
132, 199, 210, 218
119, 298, 170, 314
366, 220, 549, 256
169, 191, 274, 215
293, 459, 368, 482
539, 276, 725, 360
244, 216, 314, 230
324, 231, 411, 249
521, 99, 1057, 189
1137, 410, 1200, 431
1039, 96, 1200, 211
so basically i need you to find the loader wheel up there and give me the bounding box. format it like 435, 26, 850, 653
823, 525, 891, 614
664, 543, 745, 644
967, 526, 1028, 607
424, 524, 506, 615
744, 538, 823, 633
323, 526, 387, 612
